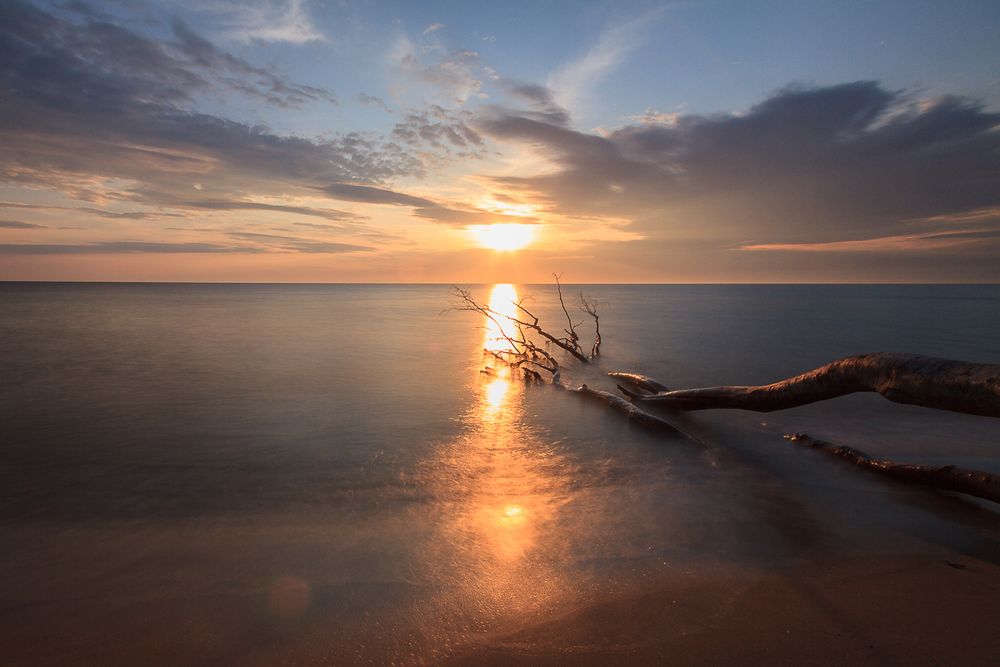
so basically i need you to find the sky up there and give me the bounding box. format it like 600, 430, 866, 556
1, 0, 999, 283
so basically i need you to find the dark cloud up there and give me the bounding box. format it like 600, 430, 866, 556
179, 199, 365, 222
0, 201, 182, 220
320, 182, 522, 227
390, 105, 484, 162
499, 81, 570, 126
0, 0, 421, 221
0, 241, 259, 254
358, 93, 391, 112
170, 18, 336, 107
0, 219, 45, 228
225, 231, 373, 253
479, 82, 1000, 254
321, 183, 438, 208
0, 234, 373, 254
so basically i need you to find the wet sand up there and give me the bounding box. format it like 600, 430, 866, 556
4, 553, 1000, 666
447, 555, 1000, 666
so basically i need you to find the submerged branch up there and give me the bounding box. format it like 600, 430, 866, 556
787, 433, 1000, 504
570, 384, 696, 440
617, 353, 1000, 418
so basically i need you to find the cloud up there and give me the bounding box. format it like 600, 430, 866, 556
624, 109, 681, 126
499, 81, 570, 126
0, 1, 422, 225
178, 199, 365, 222
423, 23, 445, 35
394, 36, 484, 103
741, 229, 1000, 253
547, 10, 663, 115
320, 182, 524, 227
225, 231, 373, 253
0, 220, 45, 228
170, 18, 336, 107
210, 0, 325, 44
0, 234, 374, 254
321, 183, 438, 208
390, 105, 484, 161
0, 200, 184, 221
476, 81, 1000, 277
358, 93, 392, 112
0, 241, 260, 254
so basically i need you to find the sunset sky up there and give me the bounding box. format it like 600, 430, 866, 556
1, 0, 998, 282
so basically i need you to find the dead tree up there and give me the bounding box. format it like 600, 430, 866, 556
451, 278, 601, 372
452, 283, 1000, 504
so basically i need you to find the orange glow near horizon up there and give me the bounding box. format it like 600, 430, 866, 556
469, 223, 536, 251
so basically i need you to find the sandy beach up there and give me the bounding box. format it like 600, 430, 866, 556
4, 554, 999, 666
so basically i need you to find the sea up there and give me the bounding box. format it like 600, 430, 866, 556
2, 283, 999, 664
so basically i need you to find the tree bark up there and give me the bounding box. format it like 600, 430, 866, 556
617, 353, 1000, 418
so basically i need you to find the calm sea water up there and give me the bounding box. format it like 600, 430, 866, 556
2, 283, 1000, 664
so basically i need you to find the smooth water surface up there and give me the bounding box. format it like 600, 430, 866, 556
2, 283, 999, 664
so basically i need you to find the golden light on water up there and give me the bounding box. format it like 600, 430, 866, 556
484, 377, 510, 413
503, 504, 524, 518
483, 283, 519, 353
469, 223, 536, 251
416, 284, 574, 622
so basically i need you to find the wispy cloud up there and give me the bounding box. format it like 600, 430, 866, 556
423, 23, 445, 35
392, 35, 484, 103
0, 241, 260, 254
547, 9, 665, 117
211, 0, 325, 44
741, 229, 1000, 253
0, 219, 46, 229
320, 182, 526, 227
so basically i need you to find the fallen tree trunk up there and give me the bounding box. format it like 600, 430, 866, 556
617, 353, 1000, 418
787, 433, 1000, 504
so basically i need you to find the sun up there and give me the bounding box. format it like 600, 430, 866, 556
469, 223, 535, 251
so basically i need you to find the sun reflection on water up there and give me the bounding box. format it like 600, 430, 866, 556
418, 283, 575, 626
483, 283, 519, 354
483, 377, 510, 415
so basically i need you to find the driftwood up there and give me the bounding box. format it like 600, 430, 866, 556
616, 353, 1000, 418
571, 384, 694, 439
787, 433, 1000, 504
453, 282, 1000, 504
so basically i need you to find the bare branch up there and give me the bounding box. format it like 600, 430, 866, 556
552, 273, 581, 351
510, 299, 590, 364
580, 293, 602, 358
